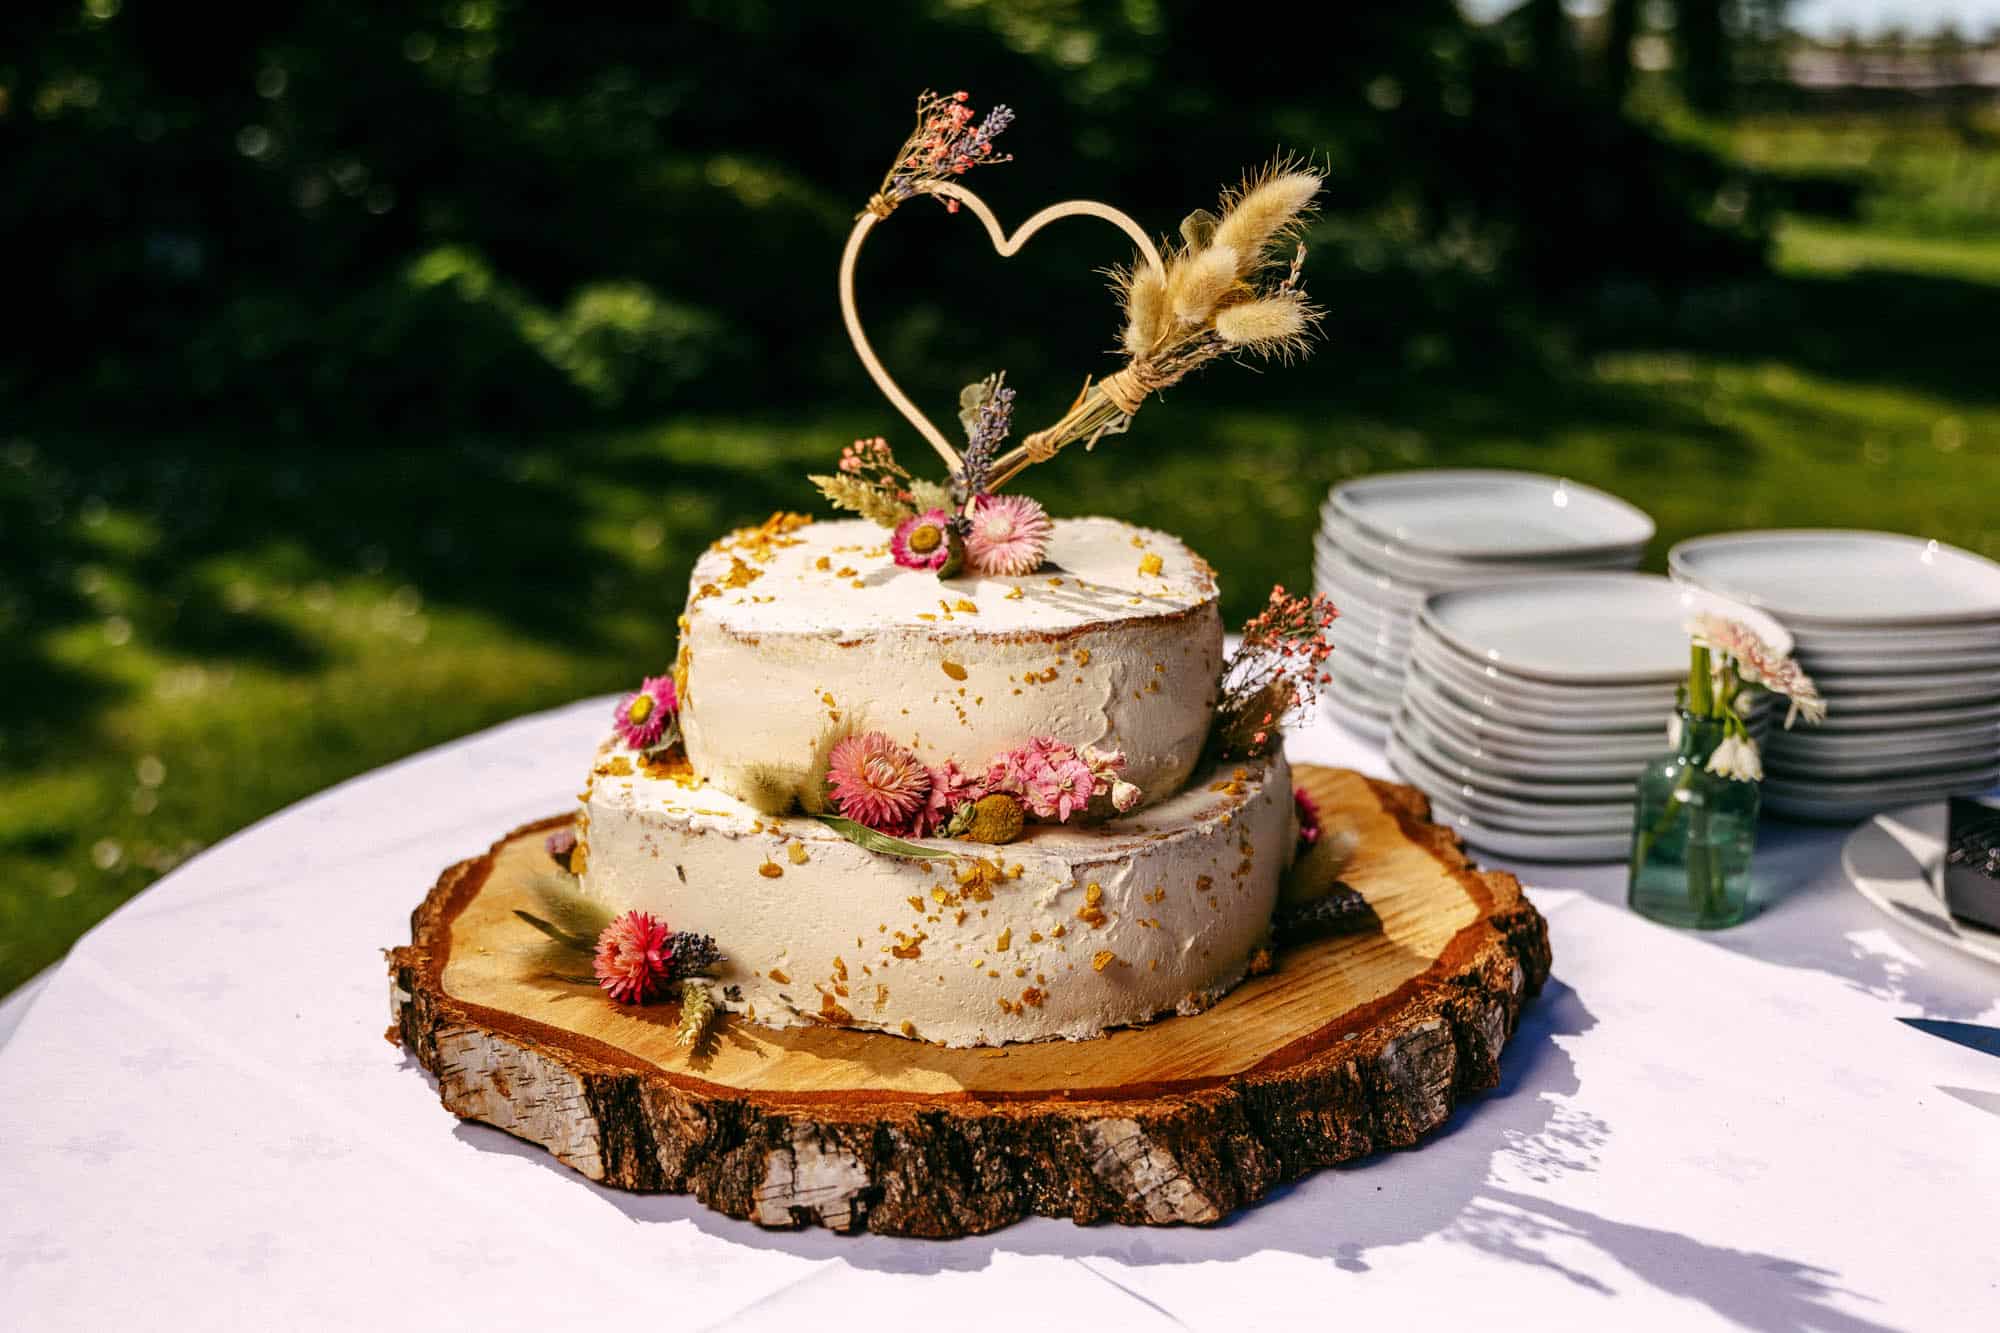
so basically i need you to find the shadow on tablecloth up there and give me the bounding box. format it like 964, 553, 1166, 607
449, 977, 1892, 1331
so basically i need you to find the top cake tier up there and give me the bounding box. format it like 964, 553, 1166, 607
679, 516, 1223, 810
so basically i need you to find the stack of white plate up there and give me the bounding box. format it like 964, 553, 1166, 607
1670, 531, 2000, 821
1387, 574, 1784, 862
1314, 470, 1654, 739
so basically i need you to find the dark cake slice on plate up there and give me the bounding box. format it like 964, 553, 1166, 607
1943, 796, 2000, 932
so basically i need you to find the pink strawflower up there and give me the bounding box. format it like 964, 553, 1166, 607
1295, 786, 1322, 848
917, 759, 986, 836
826, 731, 932, 832
965, 493, 1053, 577
1686, 613, 1826, 727
612, 674, 677, 751
890, 508, 958, 572
1024, 754, 1097, 823
593, 910, 674, 1006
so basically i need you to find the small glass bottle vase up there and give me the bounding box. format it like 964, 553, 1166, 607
1626, 712, 1760, 929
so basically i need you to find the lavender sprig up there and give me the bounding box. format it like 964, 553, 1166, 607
954, 372, 1016, 507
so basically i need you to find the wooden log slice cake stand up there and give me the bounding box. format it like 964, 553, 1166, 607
387, 765, 1550, 1237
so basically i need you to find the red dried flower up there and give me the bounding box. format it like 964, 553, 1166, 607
593, 910, 674, 1005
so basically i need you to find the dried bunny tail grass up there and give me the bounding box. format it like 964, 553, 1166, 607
1215, 293, 1319, 360
1116, 261, 1168, 357
1212, 159, 1323, 276
1168, 244, 1240, 326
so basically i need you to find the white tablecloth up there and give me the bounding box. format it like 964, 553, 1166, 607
3, 699, 1996, 1332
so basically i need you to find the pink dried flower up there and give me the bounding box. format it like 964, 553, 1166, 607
890, 508, 960, 573
545, 827, 578, 872
593, 910, 674, 1006
826, 731, 932, 832
1109, 779, 1143, 813
873, 89, 1016, 212
917, 760, 987, 836
1686, 614, 1826, 727
1214, 586, 1338, 758
965, 493, 1053, 577
1295, 786, 1322, 848
613, 674, 678, 751
984, 743, 1039, 797
1024, 754, 1097, 823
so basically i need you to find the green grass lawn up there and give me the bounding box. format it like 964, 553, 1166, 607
7, 186, 2000, 996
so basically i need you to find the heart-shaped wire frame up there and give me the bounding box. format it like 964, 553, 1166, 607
838, 179, 1167, 480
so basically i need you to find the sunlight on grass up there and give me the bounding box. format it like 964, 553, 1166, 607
6, 219, 2000, 994
1776, 217, 2000, 283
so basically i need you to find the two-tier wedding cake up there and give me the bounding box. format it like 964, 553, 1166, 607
575, 514, 1296, 1046
538, 89, 1350, 1052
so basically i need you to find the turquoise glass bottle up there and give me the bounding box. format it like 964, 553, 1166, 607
1626, 710, 1760, 929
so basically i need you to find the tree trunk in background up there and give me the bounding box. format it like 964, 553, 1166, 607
1677, 0, 1731, 114
1605, 0, 1641, 105
1526, 0, 1573, 82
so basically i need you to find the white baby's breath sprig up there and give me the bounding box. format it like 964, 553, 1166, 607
1704, 734, 1765, 784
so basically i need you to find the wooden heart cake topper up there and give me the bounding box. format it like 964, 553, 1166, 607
812, 89, 1327, 579
840, 181, 1165, 478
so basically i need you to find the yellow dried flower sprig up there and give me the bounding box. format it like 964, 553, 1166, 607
675, 978, 719, 1049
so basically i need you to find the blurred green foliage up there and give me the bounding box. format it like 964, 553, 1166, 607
5, 5, 1998, 996
3, 0, 1770, 429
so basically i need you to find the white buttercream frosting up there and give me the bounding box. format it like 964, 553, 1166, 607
577, 744, 1294, 1047
678, 517, 1222, 811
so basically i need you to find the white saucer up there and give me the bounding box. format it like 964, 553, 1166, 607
1843, 804, 2000, 968
1402, 669, 1666, 758
1324, 690, 1391, 741
1314, 550, 1425, 614
1409, 624, 1683, 712
1411, 650, 1677, 735
1810, 663, 2000, 696
1765, 741, 2000, 780
1772, 718, 1999, 755
1332, 470, 1655, 561
1388, 731, 1632, 830
1802, 643, 2000, 674
1763, 765, 2000, 821
1671, 530, 2000, 628
1420, 794, 1634, 863
1789, 620, 2000, 654
1809, 701, 2000, 736
1395, 710, 1637, 801
1422, 574, 1791, 686
1317, 518, 1639, 590
1398, 696, 1652, 784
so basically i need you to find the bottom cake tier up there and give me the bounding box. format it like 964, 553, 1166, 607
578, 749, 1296, 1047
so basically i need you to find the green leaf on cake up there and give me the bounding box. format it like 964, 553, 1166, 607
813, 814, 958, 860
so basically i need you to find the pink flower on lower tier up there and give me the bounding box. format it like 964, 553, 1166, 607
1294, 786, 1322, 848
826, 731, 933, 831
593, 910, 674, 1005
965, 493, 1053, 576
918, 759, 987, 836
1024, 754, 1097, 822
613, 674, 677, 751
890, 508, 960, 573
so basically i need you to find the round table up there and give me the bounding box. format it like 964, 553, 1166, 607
2, 699, 1995, 1331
